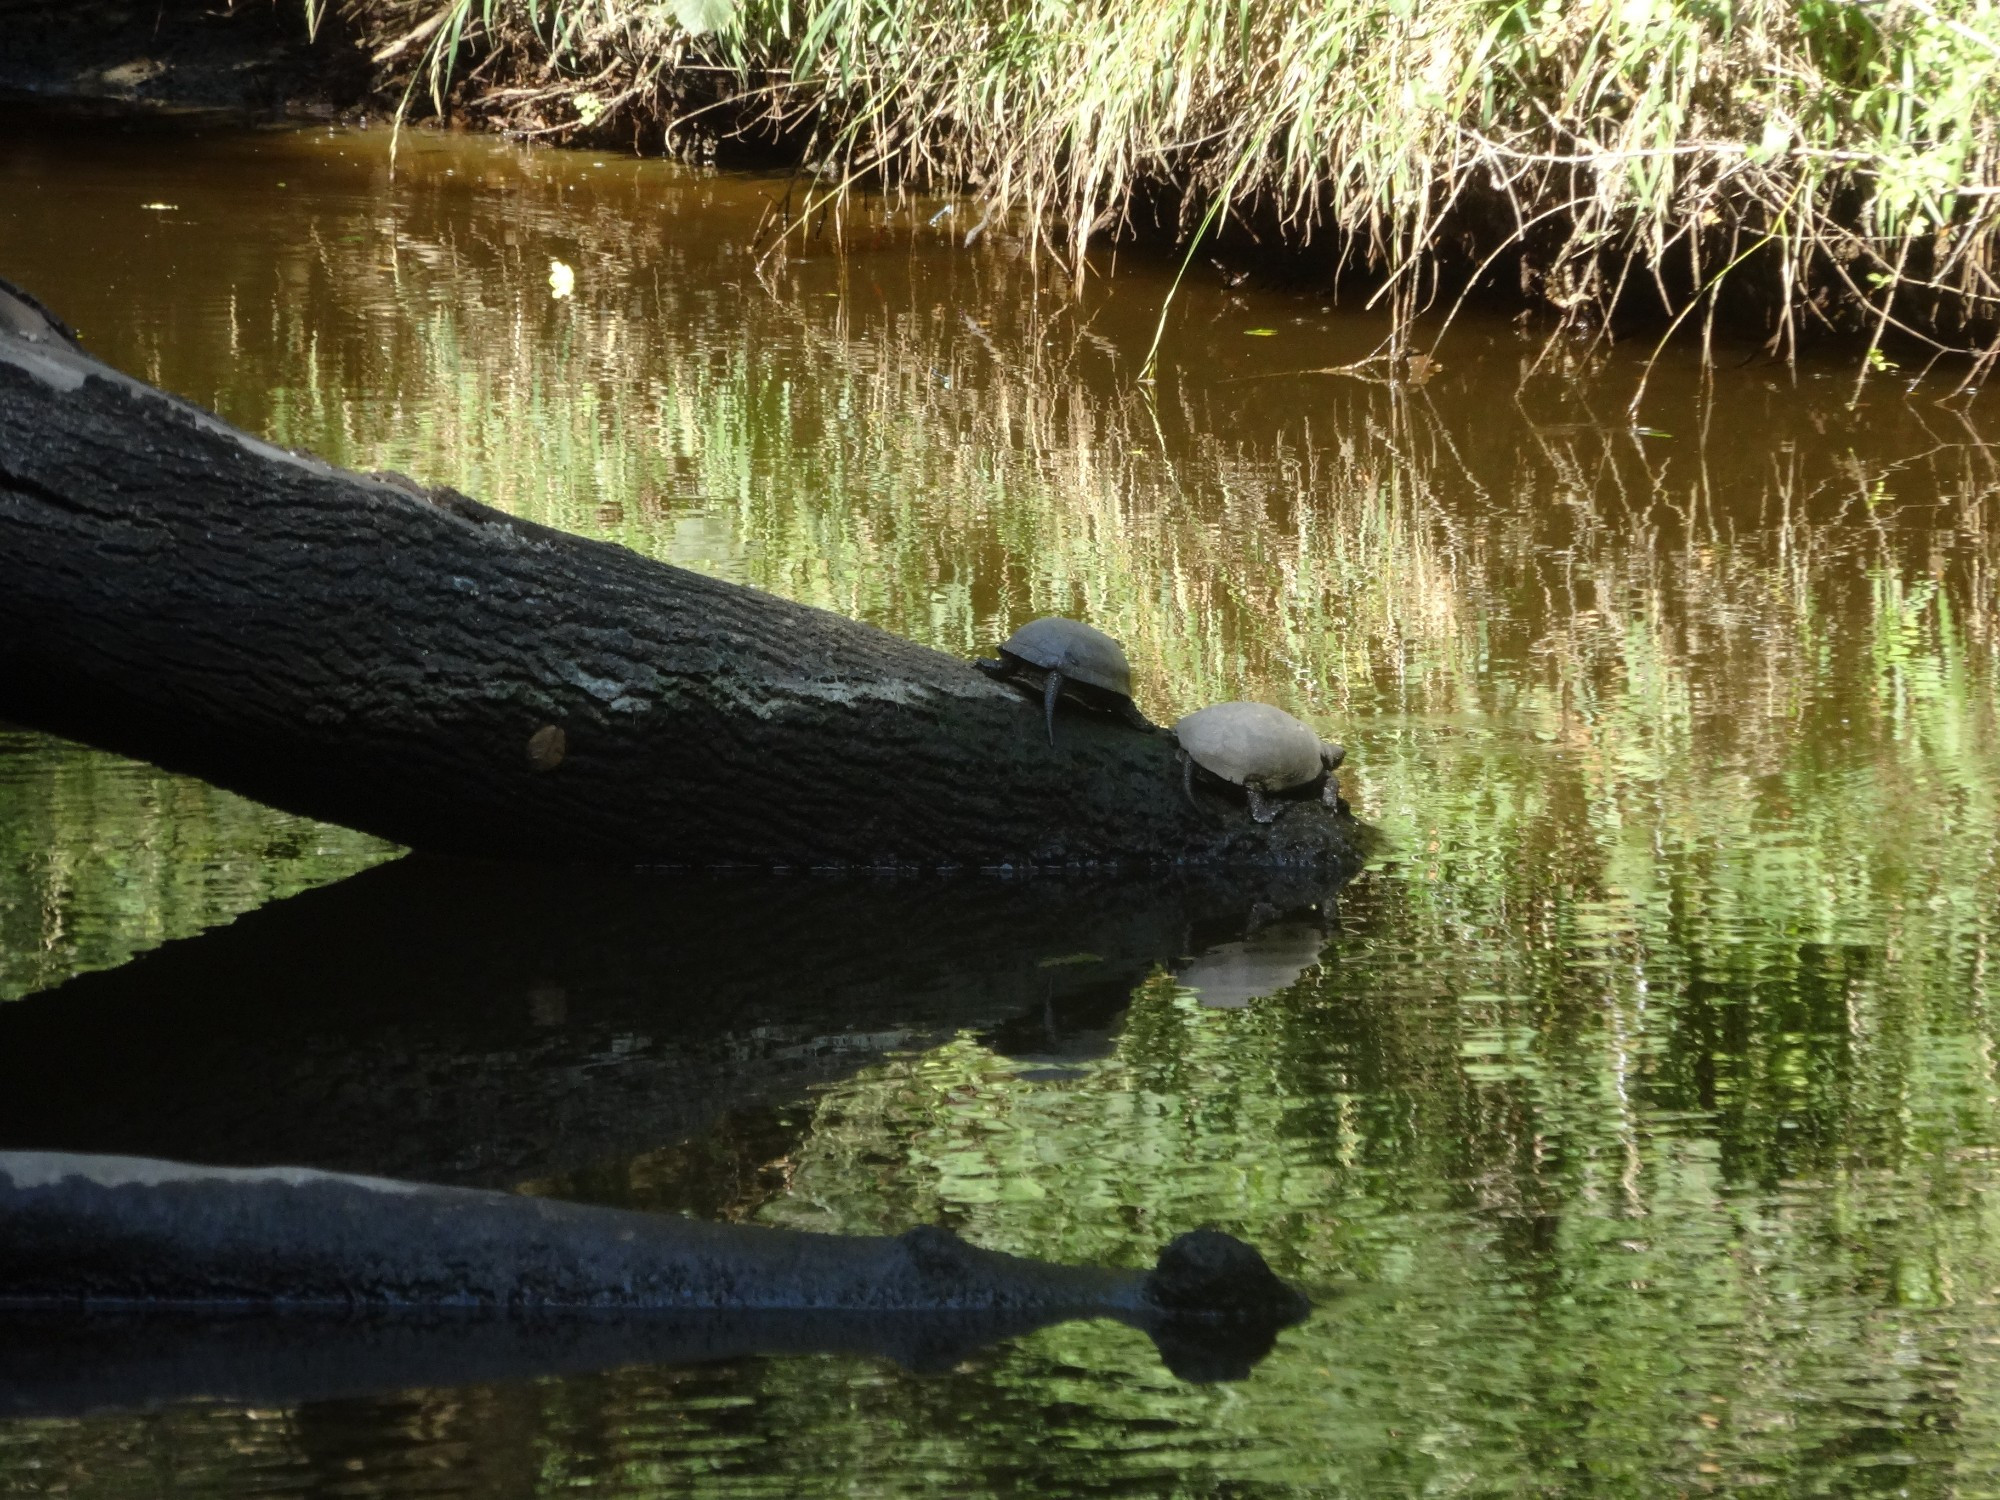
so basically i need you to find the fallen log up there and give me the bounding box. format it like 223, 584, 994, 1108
0, 279, 1364, 867
0, 1152, 1312, 1391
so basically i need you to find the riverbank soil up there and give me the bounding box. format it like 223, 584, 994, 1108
0, 0, 369, 116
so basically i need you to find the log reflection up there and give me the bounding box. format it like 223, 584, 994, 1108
0, 856, 1353, 1188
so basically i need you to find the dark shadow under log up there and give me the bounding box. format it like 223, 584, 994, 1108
0, 857, 1350, 1188
0, 280, 1367, 868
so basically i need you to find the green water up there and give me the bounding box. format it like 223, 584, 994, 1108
2, 104, 2000, 1495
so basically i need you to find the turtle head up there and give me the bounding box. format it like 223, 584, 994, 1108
1320, 741, 1345, 773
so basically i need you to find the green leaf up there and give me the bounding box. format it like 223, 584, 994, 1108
1245, 327, 1278, 336
674, 0, 741, 37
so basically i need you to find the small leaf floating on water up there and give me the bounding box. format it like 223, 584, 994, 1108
548, 259, 576, 299
139, 202, 177, 211
526, 724, 567, 772
1245, 327, 1277, 336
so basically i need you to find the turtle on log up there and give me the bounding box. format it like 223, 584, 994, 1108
976, 616, 1157, 745
1175, 701, 1345, 823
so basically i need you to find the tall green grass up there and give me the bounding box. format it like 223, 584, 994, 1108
341, 0, 2000, 377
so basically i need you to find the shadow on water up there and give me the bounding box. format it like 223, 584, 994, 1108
0, 859, 1349, 1411
0, 855, 1355, 1190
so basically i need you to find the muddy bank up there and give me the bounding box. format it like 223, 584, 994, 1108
0, 0, 369, 117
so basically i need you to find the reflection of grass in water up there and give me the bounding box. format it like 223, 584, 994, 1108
260, 240, 1997, 785
413, 277, 1998, 1474
250, 221, 2000, 985
232, 216, 2000, 1482
0, 734, 394, 1001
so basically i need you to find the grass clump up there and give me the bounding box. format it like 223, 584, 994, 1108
337, 0, 2000, 381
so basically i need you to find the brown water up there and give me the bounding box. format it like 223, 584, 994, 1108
2, 104, 2000, 1496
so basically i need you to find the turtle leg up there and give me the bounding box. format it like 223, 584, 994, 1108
1042, 669, 1065, 746
1321, 774, 1342, 808
1245, 785, 1280, 824
1120, 699, 1159, 733
1181, 751, 1198, 807
975, 657, 1009, 679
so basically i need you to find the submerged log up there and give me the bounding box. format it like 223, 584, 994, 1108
0, 1152, 1311, 1389
0, 279, 1364, 867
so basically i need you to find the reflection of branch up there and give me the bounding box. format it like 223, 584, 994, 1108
1217, 343, 1418, 388
959, 311, 1005, 364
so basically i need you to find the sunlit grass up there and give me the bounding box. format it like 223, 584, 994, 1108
346, 0, 2000, 375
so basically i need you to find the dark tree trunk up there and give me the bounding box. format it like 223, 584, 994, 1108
0, 281, 1364, 867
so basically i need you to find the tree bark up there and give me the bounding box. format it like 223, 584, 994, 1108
0, 280, 1364, 867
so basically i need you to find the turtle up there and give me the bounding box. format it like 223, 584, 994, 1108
976, 616, 1157, 745
1174, 701, 1345, 823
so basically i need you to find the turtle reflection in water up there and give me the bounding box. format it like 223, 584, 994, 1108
976, 616, 1157, 745
1175, 701, 1345, 823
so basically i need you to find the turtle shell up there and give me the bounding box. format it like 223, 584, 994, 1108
1175, 702, 1327, 792
1000, 617, 1134, 699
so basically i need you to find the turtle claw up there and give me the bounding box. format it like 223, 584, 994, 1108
1246, 786, 1280, 824
1042, 669, 1064, 746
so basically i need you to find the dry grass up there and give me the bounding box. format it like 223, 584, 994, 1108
334, 0, 2000, 384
